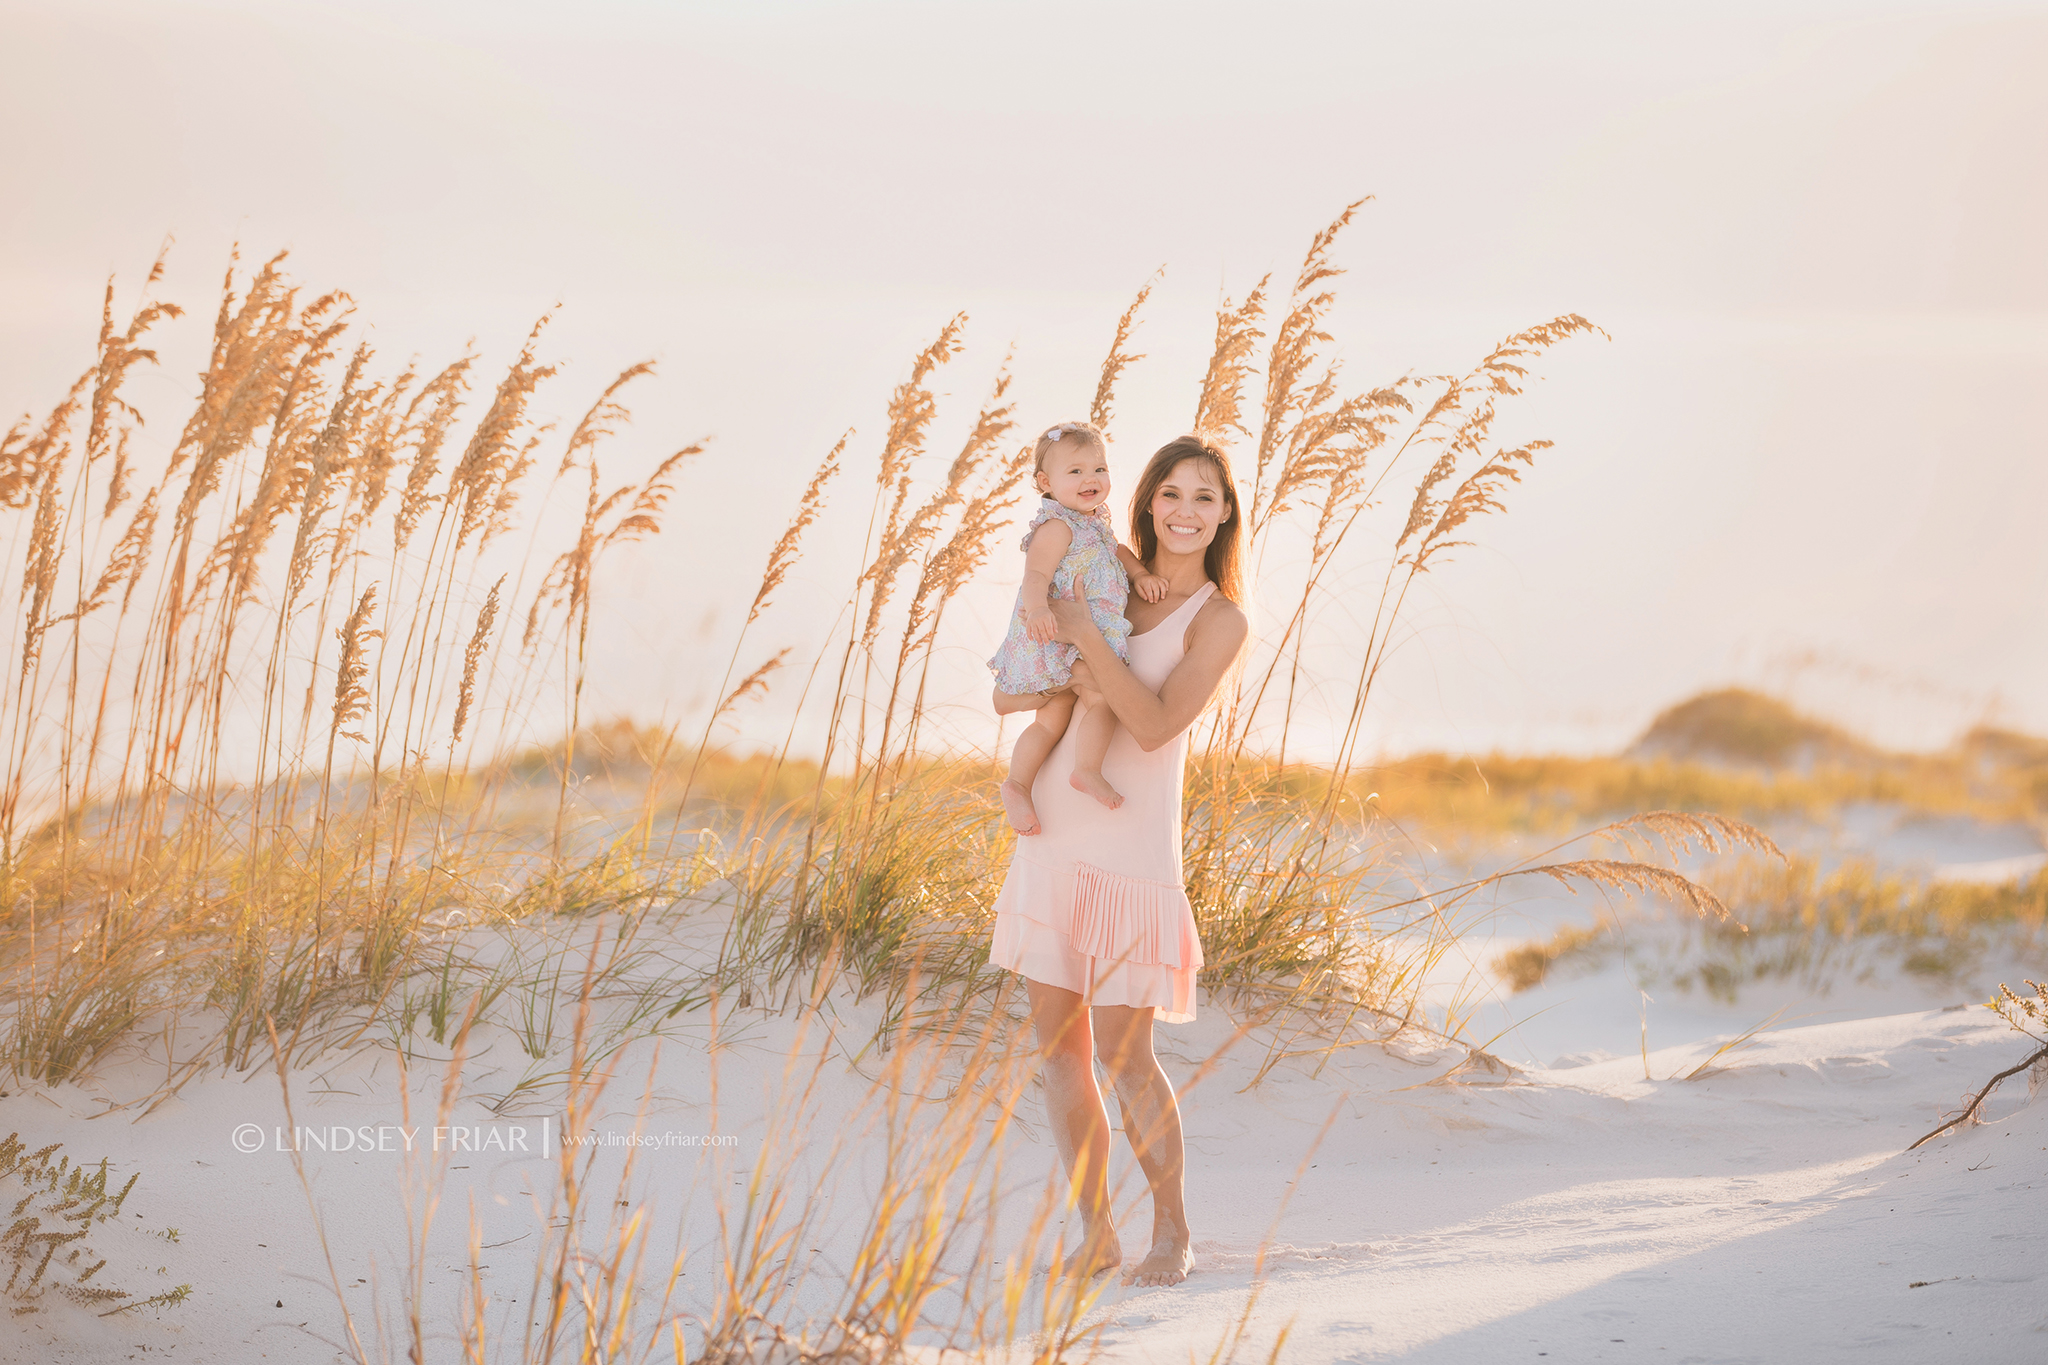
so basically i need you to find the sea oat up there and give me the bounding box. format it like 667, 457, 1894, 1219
331, 584, 381, 743
1594, 809, 1788, 864
889, 369, 1016, 647
557, 362, 656, 478
452, 576, 503, 744
752, 435, 846, 626
1192, 279, 1269, 441
340, 362, 417, 547
19, 463, 67, 678
280, 346, 371, 610
1090, 273, 1159, 438
447, 317, 556, 549
611, 439, 709, 544
857, 317, 967, 651
54, 489, 160, 626
1248, 200, 1369, 531
82, 262, 181, 475
1514, 858, 1735, 923
715, 648, 793, 726
392, 357, 473, 552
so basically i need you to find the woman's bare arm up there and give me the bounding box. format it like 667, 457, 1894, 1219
1051, 586, 1247, 752
992, 687, 1051, 716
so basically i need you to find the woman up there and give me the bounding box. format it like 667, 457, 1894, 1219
989, 434, 1250, 1288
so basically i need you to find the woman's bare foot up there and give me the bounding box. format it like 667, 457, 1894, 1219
999, 779, 1041, 836
1068, 769, 1123, 809
1061, 1219, 1123, 1280
1121, 1234, 1193, 1287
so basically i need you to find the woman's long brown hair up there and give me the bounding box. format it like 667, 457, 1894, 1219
1128, 434, 1245, 602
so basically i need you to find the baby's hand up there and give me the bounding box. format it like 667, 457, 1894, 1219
1025, 602, 1057, 644
1133, 571, 1170, 604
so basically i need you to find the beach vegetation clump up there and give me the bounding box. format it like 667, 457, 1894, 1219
1350, 735, 2045, 835
1497, 859, 2048, 999
1632, 688, 1873, 768
0, 1131, 189, 1316
1906, 979, 2048, 1150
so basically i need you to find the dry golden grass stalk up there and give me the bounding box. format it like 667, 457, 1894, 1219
280, 345, 372, 610
452, 575, 504, 744
1247, 198, 1368, 533
391, 356, 473, 552
166, 252, 301, 510
82, 260, 180, 466
19, 462, 70, 680
623, 440, 706, 524
339, 360, 415, 543
0, 421, 37, 510
717, 648, 793, 726
54, 489, 158, 627
1403, 437, 1547, 570
751, 434, 846, 626
331, 583, 381, 744
1192, 278, 1269, 441
1513, 858, 1735, 923
556, 361, 657, 477
922, 442, 1033, 607
889, 368, 1017, 652
1589, 808, 1787, 864
101, 428, 134, 516
447, 317, 556, 548
1090, 271, 1160, 438
857, 317, 967, 653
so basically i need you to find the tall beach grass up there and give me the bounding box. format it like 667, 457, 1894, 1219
0, 210, 1779, 1359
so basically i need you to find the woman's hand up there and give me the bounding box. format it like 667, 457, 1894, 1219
1055, 579, 1249, 753
991, 687, 1050, 715
1047, 584, 1100, 644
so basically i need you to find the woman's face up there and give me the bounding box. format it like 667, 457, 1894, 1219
1146, 457, 1231, 554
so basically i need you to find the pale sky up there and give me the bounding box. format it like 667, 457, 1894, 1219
4, 0, 2043, 758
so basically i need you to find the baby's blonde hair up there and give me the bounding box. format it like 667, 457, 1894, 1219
1032, 419, 1107, 475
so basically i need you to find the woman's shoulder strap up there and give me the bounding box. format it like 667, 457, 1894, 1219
1163, 579, 1220, 631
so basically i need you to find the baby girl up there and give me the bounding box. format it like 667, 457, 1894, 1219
988, 421, 1166, 836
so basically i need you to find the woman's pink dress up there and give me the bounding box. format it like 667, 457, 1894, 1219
987, 581, 1216, 1021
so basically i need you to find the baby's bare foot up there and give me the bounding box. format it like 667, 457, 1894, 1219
1121, 1235, 1193, 1288
1068, 769, 1123, 810
999, 779, 1041, 836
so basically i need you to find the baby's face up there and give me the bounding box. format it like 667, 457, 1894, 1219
1036, 439, 1111, 513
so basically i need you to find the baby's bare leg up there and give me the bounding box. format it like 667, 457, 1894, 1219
1002, 691, 1075, 836
1067, 692, 1124, 810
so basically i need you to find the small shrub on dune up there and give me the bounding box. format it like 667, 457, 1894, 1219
0, 1132, 189, 1317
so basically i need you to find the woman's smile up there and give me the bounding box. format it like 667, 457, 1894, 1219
1146, 457, 1232, 550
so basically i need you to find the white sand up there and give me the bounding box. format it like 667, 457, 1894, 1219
6, 981, 2043, 1364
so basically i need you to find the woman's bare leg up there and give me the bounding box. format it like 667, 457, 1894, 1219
1065, 691, 1123, 809
1092, 1004, 1192, 1287
1001, 692, 1075, 836
1025, 979, 1123, 1278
